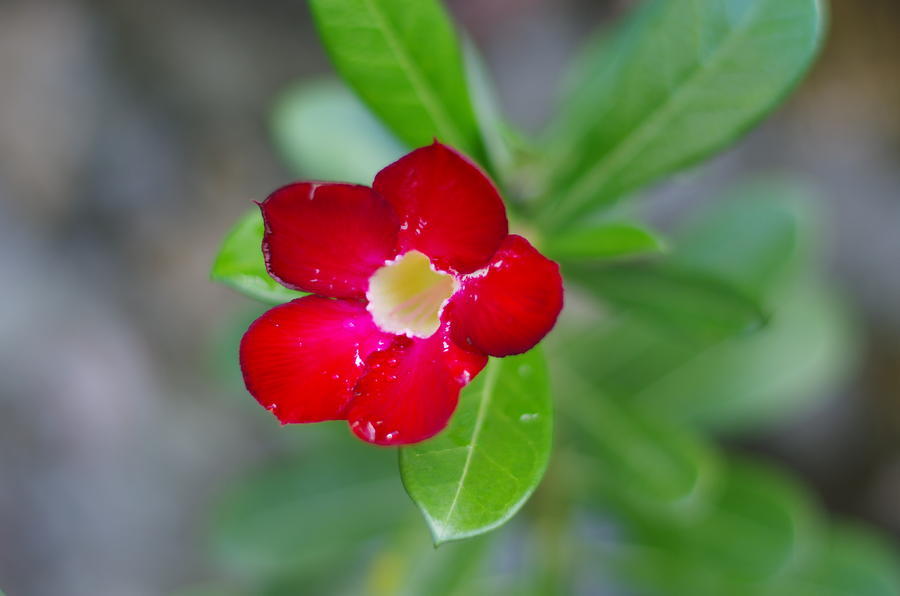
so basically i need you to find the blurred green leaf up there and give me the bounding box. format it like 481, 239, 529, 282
559, 181, 858, 433
570, 263, 768, 343
210, 208, 307, 305
400, 348, 553, 544
561, 381, 720, 522
619, 458, 823, 594
360, 528, 493, 596
545, 221, 666, 262
630, 279, 857, 432
170, 585, 242, 596
540, 0, 825, 229
463, 41, 517, 184
671, 179, 811, 297
771, 524, 900, 596
211, 428, 410, 581
310, 0, 485, 164
272, 79, 406, 184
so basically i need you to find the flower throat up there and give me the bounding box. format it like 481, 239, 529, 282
366, 250, 458, 338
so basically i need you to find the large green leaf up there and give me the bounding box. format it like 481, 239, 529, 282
310, 0, 485, 164
272, 79, 406, 183
400, 348, 553, 544
570, 263, 768, 343
545, 221, 666, 262
540, 0, 825, 229
210, 208, 306, 305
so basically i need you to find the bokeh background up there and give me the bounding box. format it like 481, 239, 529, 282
1, 0, 898, 594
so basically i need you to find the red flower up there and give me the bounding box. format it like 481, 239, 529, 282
239, 142, 563, 446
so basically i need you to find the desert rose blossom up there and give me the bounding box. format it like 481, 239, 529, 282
239, 142, 563, 446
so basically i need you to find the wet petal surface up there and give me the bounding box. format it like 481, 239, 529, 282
451, 235, 563, 357
261, 182, 399, 298
240, 296, 393, 423
347, 321, 487, 445
373, 142, 507, 275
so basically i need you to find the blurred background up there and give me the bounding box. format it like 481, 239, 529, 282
1, 0, 898, 594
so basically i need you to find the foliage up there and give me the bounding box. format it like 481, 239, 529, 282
400, 348, 552, 544
204, 1, 900, 594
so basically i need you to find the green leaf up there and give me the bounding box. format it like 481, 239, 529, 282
772, 524, 900, 596
211, 209, 307, 305
359, 527, 494, 596
271, 79, 406, 184
400, 348, 553, 544
559, 184, 857, 433
310, 0, 485, 164
630, 279, 858, 432
170, 585, 242, 596
462, 40, 517, 184
618, 458, 823, 594
210, 427, 410, 581
560, 378, 720, 522
544, 221, 666, 262
671, 178, 812, 297
570, 263, 768, 343
540, 0, 825, 229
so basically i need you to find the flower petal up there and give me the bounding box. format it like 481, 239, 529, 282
240, 296, 394, 423
373, 142, 508, 274
261, 182, 399, 298
347, 321, 487, 446
451, 235, 564, 357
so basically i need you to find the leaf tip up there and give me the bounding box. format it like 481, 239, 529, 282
427, 521, 452, 548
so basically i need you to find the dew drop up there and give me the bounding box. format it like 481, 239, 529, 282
519, 413, 539, 423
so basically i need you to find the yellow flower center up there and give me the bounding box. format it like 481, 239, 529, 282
366, 250, 458, 338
